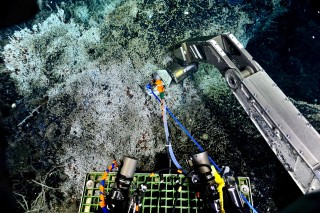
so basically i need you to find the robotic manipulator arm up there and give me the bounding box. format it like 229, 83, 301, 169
167, 33, 320, 194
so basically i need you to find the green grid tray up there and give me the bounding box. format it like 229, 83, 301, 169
79, 172, 202, 213
79, 172, 253, 213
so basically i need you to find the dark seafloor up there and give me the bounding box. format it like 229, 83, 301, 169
0, 0, 320, 212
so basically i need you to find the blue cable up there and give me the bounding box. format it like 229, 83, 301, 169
166, 108, 221, 173
146, 84, 222, 173
240, 193, 259, 213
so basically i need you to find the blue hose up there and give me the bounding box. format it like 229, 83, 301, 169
240, 193, 259, 213
146, 84, 221, 173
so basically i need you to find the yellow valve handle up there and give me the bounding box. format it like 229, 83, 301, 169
211, 165, 225, 213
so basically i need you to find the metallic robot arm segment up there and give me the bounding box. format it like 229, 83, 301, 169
170, 33, 320, 193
